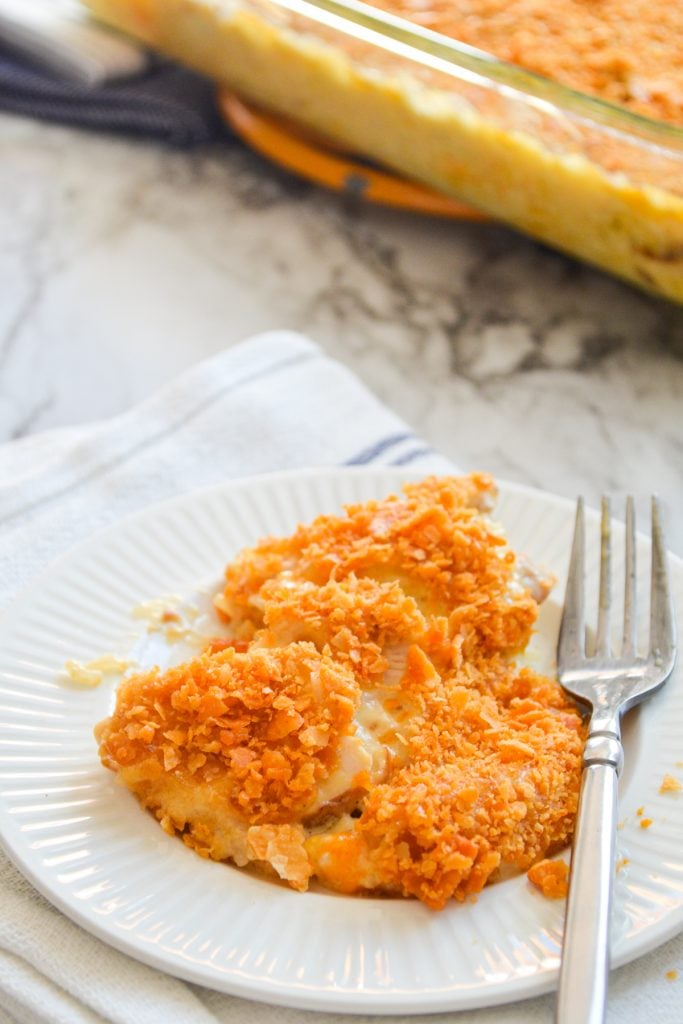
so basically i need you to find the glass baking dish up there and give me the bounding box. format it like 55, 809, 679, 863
83, 0, 683, 303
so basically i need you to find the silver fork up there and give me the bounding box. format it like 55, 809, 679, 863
555, 496, 676, 1024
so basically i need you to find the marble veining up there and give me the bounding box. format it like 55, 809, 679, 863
1, 112, 683, 552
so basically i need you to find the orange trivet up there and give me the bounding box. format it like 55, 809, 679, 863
219, 91, 488, 220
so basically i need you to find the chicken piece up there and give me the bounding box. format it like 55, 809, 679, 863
307, 655, 584, 908
215, 473, 545, 661
96, 643, 369, 889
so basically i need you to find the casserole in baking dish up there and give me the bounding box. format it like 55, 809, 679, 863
83, 0, 683, 302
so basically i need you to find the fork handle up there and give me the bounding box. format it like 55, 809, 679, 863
555, 734, 622, 1024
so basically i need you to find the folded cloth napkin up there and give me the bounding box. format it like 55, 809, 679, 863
0, 44, 225, 147
0, 332, 681, 1024
0, 0, 226, 149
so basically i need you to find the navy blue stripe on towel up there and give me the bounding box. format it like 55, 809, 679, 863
344, 432, 415, 466
390, 445, 436, 466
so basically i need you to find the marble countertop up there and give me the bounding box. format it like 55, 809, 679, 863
2, 112, 683, 551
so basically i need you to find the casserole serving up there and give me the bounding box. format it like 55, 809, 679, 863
95, 473, 584, 909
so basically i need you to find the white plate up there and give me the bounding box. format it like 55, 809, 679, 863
0, 468, 682, 1014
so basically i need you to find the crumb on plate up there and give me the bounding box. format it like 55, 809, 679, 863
64, 655, 132, 688
527, 858, 570, 899
660, 774, 682, 794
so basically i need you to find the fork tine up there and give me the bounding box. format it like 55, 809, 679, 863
622, 496, 637, 657
649, 496, 677, 673
558, 497, 586, 663
595, 496, 612, 656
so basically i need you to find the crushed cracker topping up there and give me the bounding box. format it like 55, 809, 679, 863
95, 474, 585, 908
367, 0, 683, 125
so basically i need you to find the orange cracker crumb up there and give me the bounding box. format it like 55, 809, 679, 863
660, 774, 682, 794
527, 859, 570, 899
640, 818, 654, 829
616, 857, 630, 873
665, 969, 679, 982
